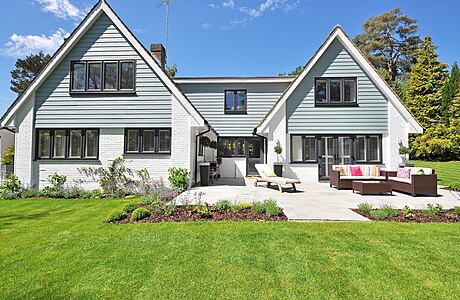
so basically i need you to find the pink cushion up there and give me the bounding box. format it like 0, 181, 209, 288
397, 167, 411, 179
350, 166, 363, 176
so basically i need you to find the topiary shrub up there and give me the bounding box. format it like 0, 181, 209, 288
131, 207, 151, 221
106, 210, 127, 223
123, 202, 140, 213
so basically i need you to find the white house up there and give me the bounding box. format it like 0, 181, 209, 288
0, 0, 422, 188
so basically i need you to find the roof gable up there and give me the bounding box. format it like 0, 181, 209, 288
256, 26, 423, 134
1, 0, 205, 127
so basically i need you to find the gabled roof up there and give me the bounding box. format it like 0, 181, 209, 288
1, 0, 205, 127
256, 25, 423, 134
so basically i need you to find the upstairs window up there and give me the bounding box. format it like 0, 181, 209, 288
315, 78, 357, 106
70, 60, 135, 93
124, 129, 171, 154
225, 90, 247, 114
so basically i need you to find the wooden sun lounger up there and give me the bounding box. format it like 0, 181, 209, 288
254, 164, 301, 192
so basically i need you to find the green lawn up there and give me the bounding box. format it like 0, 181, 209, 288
412, 160, 460, 186
1, 199, 460, 299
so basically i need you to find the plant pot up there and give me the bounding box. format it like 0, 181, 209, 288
273, 163, 283, 177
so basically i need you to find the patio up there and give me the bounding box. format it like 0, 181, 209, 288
184, 178, 460, 221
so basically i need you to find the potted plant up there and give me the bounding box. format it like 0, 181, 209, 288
1, 145, 14, 177
398, 142, 413, 167
273, 141, 283, 177
209, 140, 218, 161
200, 136, 210, 161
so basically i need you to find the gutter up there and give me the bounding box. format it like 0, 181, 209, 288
194, 123, 211, 185
252, 128, 268, 164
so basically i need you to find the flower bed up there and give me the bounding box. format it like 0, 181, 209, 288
354, 203, 460, 223
106, 199, 287, 224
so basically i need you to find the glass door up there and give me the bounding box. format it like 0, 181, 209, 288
246, 138, 264, 176
337, 136, 352, 165
319, 137, 334, 179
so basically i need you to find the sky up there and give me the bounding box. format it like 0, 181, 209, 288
0, 0, 459, 114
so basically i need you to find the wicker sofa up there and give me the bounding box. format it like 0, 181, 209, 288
386, 167, 437, 197
330, 165, 385, 190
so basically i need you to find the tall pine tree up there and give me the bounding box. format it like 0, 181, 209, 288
405, 36, 447, 129
441, 62, 460, 125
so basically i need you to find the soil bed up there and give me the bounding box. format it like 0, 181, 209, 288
113, 206, 288, 224
353, 209, 460, 223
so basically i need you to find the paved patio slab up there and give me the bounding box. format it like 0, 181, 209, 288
181, 178, 460, 221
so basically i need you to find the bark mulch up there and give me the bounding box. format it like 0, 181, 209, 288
353, 209, 460, 223
114, 206, 288, 224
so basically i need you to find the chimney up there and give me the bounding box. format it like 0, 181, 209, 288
150, 44, 166, 68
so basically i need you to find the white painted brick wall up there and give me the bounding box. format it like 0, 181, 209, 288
14, 95, 35, 187
387, 101, 409, 170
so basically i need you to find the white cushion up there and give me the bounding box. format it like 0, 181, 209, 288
405, 167, 432, 175
389, 177, 411, 184
341, 175, 386, 180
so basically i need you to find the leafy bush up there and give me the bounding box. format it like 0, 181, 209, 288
453, 206, 460, 216
20, 188, 44, 199
252, 201, 266, 214
239, 202, 252, 210
1, 145, 14, 165
402, 205, 416, 219
79, 189, 103, 199
106, 210, 127, 223
62, 187, 81, 199
0, 174, 22, 199
422, 203, 443, 216
215, 200, 232, 213
131, 207, 151, 221
142, 179, 180, 207
123, 202, 140, 213
193, 202, 211, 218
79, 157, 135, 198
49, 173, 67, 191
369, 204, 398, 220
357, 202, 373, 213
369, 209, 390, 220
264, 199, 282, 217
230, 203, 242, 213
168, 167, 190, 192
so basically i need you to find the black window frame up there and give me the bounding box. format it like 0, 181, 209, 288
314, 77, 357, 106
224, 90, 247, 114
123, 128, 171, 155
70, 60, 136, 94
289, 134, 382, 164
35, 129, 100, 160
217, 137, 247, 158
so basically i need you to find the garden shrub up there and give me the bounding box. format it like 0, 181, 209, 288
1, 145, 14, 165
79, 157, 135, 198
402, 205, 416, 219
106, 210, 127, 223
379, 204, 398, 218
78, 189, 103, 199
252, 201, 266, 214
215, 200, 232, 213
454, 206, 460, 216
369, 209, 390, 220
357, 202, 373, 213
230, 203, 242, 213
264, 199, 282, 217
131, 207, 151, 221
20, 188, 44, 199
168, 167, 190, 192
422, 203, 443, 216
193, 202, 211, 218
239, 202, 252, 210
0, 174, 22, 199
123, 202, 140, 213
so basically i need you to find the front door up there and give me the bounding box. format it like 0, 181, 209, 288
246, 138, 264, 176
319, 137, 334, 179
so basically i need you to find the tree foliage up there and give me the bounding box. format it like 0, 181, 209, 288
166, 63, 177, 77
405, 36, 447, 129
278, 65, 303, 76
441, 62, 460, 124
354, 8, 420, 82
10, 52, 51, 95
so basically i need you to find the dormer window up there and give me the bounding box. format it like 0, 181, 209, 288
70, 60, 135, 93
225, 90, 247, 114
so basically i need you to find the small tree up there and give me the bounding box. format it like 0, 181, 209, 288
398, 142, 410, 165
1, 145, 14, 165
11, 52, 51, 95
274, 141, 283, 163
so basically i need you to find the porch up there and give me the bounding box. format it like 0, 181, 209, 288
185, 178, 460, 221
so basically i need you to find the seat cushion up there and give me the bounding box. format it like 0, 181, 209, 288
397, 167, 411, 179
389, 177, 411, 184
350, 166, 363, 176
341, 176, 373, 180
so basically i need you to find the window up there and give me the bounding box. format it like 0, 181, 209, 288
224, 90, 247, 114
36, 129, 99, 160
368, 135, 380, 162
291, 135, 317, 163
124, 129, 171, 154
314, 78, 357, 105
217, 138, 246, 157
70, 60, 135, 93
355, 136, 366, 162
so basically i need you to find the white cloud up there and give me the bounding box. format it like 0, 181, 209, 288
222, 0, 235, 9
240, 0, 299, 18
201, 23, 212, 29
33, 0, 84, 20
2, 28, 69, 57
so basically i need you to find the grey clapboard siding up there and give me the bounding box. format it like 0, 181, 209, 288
287, 39, 388, 134
35, 13, 172, 128
179, 82, 289, 136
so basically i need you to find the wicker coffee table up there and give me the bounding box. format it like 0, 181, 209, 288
352, 181, 392, 195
